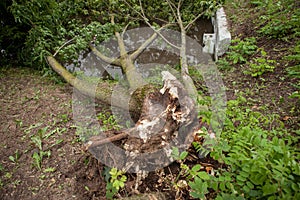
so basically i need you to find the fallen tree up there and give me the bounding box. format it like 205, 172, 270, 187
45, 0, 223, 173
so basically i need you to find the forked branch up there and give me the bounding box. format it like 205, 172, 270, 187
130, 31, 158, 60
89, 44, 121, 66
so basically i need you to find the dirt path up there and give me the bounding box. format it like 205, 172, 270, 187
0, 68, 106, 200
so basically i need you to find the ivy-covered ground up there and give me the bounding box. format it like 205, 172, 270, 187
0, 0, 299, 199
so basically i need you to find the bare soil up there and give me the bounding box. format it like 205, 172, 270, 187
0, 68, 108, 199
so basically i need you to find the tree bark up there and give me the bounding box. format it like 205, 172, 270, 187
46, 56, 142, 113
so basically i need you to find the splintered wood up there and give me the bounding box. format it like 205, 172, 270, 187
87, 71, 199, 172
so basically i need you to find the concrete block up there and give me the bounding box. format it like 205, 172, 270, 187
214, 7, 231, 58
203, 33, 216, 55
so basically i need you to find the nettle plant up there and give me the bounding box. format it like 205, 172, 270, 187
103, 167, 127, 200
243, 48, 276, 77
250, 0, 300, 40
218, 37, 276, 76
226, 37, 258, 64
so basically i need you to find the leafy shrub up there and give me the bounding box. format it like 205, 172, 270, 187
0, 0, 28, 66
285, 42, 300, 77
220, 37, 276, 77
226, 37, 258, 64
285, 41, 300, 99
221, 126, 300, 199
103, 167, 127, 200
6, 0, 224, 72
210, 95, 300, 199
9, 0, 115, 70
180, 93, 300, 199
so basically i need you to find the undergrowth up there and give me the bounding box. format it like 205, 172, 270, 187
175, 93, 300, 199
181, 0, 300, 199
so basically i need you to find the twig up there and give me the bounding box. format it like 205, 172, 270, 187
185, 10, 207, 31
53, 38, 76, 57
123, 0, 180, 50
166, 0, 179, 22
122, 22, 132, 36
85, 132, 128, 150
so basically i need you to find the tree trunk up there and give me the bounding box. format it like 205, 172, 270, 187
46, 56, 142, 114
87, 71, 199, 172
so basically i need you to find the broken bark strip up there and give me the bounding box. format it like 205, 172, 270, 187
85, 132, 128, 150
46, 56, 142, 113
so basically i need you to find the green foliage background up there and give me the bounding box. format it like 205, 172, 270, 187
1, 0, 224, 72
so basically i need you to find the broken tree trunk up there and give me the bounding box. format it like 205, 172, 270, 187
86, 71, 199, 172
47, 14, 202, 173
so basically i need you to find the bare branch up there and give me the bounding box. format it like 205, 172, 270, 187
178, 0, 182, 12
122, 22, 131, 36
166, 0, 179, 22
184, 10, 207, 31
123, 0, 180, 50
110, 15, 128, 58
149, 25, 180, 50
176, 0, 183, 27
130, 31, 158, 60
53, 38, 76, 57
138, 0, 146, 19
85, 132, 128, 150
89, 44, 121, 66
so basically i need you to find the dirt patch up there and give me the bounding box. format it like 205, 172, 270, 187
0, 67, 107, 200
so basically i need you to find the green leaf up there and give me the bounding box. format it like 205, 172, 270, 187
198, 171, 210, 180
243, 185, 251, 193
246, 181, 254, 189
43, 167, 56, 173
239, 171, 249, 178
190, 191, 205, 198
211, 181, 218, 191
220, 182, 226, 191
9, 156, 15, 163
291, 182, 299, 192
191, 164, 201, 172
32, 152, 42, 170
236, 175, 247, 182
120, 175, 127, 182
250, 173, 266, 185
171, 147, 179, 159
225, 182, 231, 190
179, 151, 188, 160
262, 183, 277, 196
